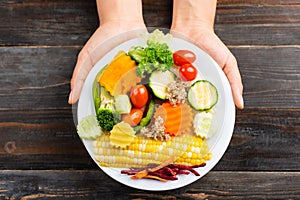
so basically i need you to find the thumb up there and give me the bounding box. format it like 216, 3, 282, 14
68, 46, 93, 104
222, 53, 244, 109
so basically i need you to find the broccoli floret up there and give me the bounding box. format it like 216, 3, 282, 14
97, 108, 116, 131
147, 40, 169, 50
128, 30, 174, 77
155, 49, 173, 68
131, 46, 173, 77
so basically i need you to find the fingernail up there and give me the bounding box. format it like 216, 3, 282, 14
68, 91, 73, 104
239, 95, 244, 109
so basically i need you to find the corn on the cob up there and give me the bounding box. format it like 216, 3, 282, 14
93, 134, 211, 168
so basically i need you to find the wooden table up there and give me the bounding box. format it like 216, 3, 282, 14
1, 0, 299, 199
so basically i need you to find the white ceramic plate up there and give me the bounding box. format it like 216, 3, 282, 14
77, 36, 235, 191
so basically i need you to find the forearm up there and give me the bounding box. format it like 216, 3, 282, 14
172, 0, 217, 30
97, 0, 144, 25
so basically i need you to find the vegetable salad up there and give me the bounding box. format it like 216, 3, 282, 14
77, 29, 218, 182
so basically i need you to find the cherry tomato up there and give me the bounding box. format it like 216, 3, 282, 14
173, 50, 196, 66
130, 85, 148, 108
179, 64, 197, 81
122, 108, 143, 126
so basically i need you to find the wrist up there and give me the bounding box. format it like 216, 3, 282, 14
171, 0, 216, 31
97, 0, 144, 25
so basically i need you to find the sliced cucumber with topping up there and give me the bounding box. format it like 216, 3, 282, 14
188, 80, 218, 111
149, 70, 175, 100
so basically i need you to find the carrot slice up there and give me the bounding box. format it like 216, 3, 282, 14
143, 175, 168, 182
130, 170, 148, 179
154, 103, 193, 136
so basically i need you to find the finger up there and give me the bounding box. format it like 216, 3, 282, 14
222, 53, 244, 109
68, 47, 93, 104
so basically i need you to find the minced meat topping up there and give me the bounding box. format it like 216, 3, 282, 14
166, 79, 190, 106
140, 116, 171, 141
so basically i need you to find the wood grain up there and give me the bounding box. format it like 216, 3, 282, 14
0, 170, 299, 199
0, 0, 299, 45
216, 24, 300, 45
0, 0, 98, 46
233, 46, 300, 108
215, 108, 300, 171
0, 47, 77, 108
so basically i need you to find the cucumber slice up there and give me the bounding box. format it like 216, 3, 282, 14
77, 115, 103, 140
149, 70, 175, 99
188, 80, 218, 111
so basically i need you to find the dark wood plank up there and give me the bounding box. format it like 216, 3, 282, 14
1, 46, 299, 109
215, 108, 300, 171
216, 24, 300, 45
0, 0, 300, 45
0, 109, 298, 170
0, 47, 78, 109
0, 170, 299, 199
233, 46, 300, 108
216, 4, 300, 24
142, 0, 173, 28
0, 0, 99, 46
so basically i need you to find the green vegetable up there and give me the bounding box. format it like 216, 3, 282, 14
95, 86, 119, 131
146, 29, 172, 47
77, 115, 103, 140
115, 95, 131, 114
97, 109, 116, 131
92, 65, 107, 111
188, 80, 218, 111
128, 31, 174, 77
127, 46, 145, 63
149, 70, 176, 100
99, 86, 114, 109
140, 100, 155, 126
134, 100, 155, 132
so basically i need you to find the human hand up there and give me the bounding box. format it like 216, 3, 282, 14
68, 0, 146, 104
171, 0, 244, 109
171, 26, 244, 109
68, 22, 146, 104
